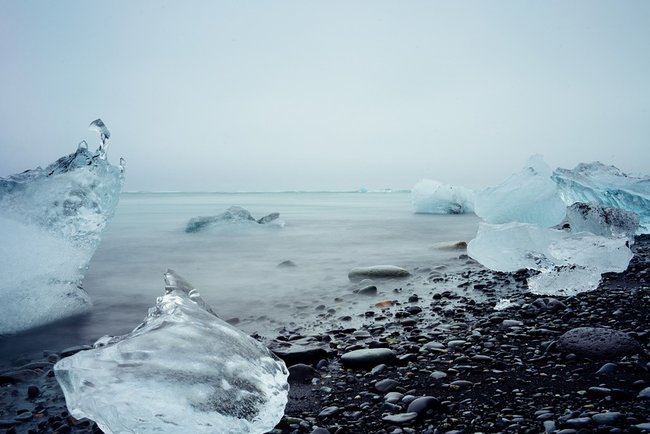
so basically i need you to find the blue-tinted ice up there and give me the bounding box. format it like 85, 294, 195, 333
185, 206, 283, 233
0, 120, 123, 334
411, 179, 475, 214
54, 270, 289, 434
553, 162, 650, 234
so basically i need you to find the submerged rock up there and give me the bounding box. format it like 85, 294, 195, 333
185, 206, 282, 233
54, 270, 289, 434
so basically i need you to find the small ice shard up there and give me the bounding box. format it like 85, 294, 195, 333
54, 270, 289, 434
552, 162, 650, 233
494, 299, 517, 311
468, 222, 633, 295
565, 202, 639, 242
474, 155, 566, 227
0, 122, 124, 334
88, 118, 111, 158
185, 206, 283, 233
411, 179, 475, 214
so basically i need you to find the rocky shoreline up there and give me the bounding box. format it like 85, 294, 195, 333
1, 236, 649, 434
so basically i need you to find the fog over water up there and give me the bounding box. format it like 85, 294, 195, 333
1, 1, 649, 192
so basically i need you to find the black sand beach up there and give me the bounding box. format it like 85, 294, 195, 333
1, 236, 649, 434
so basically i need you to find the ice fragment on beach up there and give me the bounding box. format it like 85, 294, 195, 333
474, 155, 566, 227
0, 120, 123, 334
468, 222, 632, 295
54, 270, 289, 434
565, 202, 639, 242
411, 179, 475, 214
553, 162, 650, 233
493, 299, 517, 311
185, 206, 283, 232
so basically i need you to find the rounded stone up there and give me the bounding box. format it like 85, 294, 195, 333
382, 412, 418, 424
556, 327, 642, 359
375, 378, 399, 393
406, 396, 440, 414
348, 265, 410, 281
341, 348, 397, 369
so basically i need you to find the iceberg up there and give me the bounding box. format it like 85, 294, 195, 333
54, 270, 289, 434
467, 221, 633, 295
411, 179, 475, 214
0, 120, 124, 334
474, 155, 566, 227
185, 206, 283, 233
552, 162, 650, 233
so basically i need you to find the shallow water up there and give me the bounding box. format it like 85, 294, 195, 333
1, 191, 481, 364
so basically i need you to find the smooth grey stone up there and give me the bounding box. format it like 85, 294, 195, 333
638, 386, 650, 399
407, 396, 440, 414
430, 371, 447, 380
382, 412, 419, 424
355, 285, 378, 295
596, 362, 619, 375
565, 417, 592, 427
317, 406, 340, 417
375, 378, 399, 393
310, 428, 330, 434
348, 265, 410, 281
288, 364, 318, 383
385, 392, 404, 403
592, 412, 622, 425
543, 420, 556, 433
341, 348, 397, 369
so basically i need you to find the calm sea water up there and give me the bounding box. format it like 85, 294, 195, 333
1, 192, 481, 364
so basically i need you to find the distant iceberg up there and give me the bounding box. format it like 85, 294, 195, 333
54, 270, 289, 434
553, 161, 650, 234
185, 206, 283, 233
474, 155, 566, 227
411, 179, 475, 214
0, 120, 124, 334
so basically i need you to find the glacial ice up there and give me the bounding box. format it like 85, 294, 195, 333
54, 270, 289, 434
565, 202, 639, 242
553, 161, 650, 233
467, 222, 633, 295
0, 120, 123, 334
185, 206, 283, 233
474, 155, 566, 227
411, 179, 475, 214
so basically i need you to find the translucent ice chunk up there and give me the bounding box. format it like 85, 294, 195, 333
474, 155, 566, 227
467, 222, 633, 295
54, 270, 289, 434
0, 123, 123, 334
553, 162, 650, 233
565, 202, 639, 242
411, 179, 475, 214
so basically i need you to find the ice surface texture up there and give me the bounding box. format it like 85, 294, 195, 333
565, 202, 639, 242
468, 221, 633, 295
186, 206, 283, 232
54, 270, 289, 434
474, 155, 567, 227
411, 179, 475, 214
0, 121, 123, 334
553, 162, 650, 233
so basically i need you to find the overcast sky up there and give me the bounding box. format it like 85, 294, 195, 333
1, 1, 648, 192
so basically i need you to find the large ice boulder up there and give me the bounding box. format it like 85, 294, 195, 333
0, 120, 124, 334
474, 155, 566, 227
552, 162, 650, 233
411, 179, 475, 214
186, 206, 283, 233
565, 202, 639, 242
54, 270, 289, 434
467, 222, 633, 295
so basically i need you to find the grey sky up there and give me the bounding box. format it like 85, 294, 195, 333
1, 1, 648, 192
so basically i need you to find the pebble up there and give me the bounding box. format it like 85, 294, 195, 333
382, 412, 418, 424
556, 327, 642, 358
375, 379, 399, 393
340, 348, 397, 369
406, 396, 439, 414
592, 412, 622, 425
